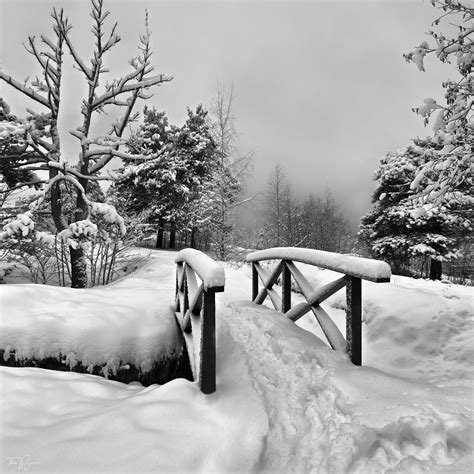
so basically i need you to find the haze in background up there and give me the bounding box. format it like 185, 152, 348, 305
0, 0, 450, 225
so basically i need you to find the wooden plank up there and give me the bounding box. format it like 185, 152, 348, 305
200, 291, 216, 394
282, 261, 292, 313
346, 277, 362, 365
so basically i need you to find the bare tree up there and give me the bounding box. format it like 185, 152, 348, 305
0, 0, 172, 287
208, 84, 253, 259
263, 162, 289, 247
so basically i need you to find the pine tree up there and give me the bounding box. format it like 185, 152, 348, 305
359, 144, 472, 278
110, 105, 217, 249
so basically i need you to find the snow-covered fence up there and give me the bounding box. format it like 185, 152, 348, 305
246, 247, 391, 365
174, 249, 225, 394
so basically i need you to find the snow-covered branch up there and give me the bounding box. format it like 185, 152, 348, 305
0, 72, 51, 109
91, 74, 172, 110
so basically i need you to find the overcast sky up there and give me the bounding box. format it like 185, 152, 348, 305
0, 0, 452, 223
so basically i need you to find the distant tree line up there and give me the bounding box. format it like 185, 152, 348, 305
250, 163, 354, 254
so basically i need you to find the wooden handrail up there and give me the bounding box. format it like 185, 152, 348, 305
246, 248, 391, 365
174, 249, 225, 394
247, 247, 391, 283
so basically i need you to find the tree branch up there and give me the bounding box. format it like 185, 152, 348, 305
92, 74, 172, 109
0, 72, 51, 109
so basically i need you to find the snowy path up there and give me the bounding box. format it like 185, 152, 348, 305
220, 300, 473, 473
1, 249, 473, 472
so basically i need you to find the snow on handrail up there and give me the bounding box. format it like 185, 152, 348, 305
246, 247, 391, 283
175, 249, 225, 291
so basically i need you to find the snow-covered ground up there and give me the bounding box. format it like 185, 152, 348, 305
0, 249, 473, 472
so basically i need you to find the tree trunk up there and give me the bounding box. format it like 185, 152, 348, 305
169, 226, 176, 249
190, 227, 198, 249
70, 246, 88, 288
155, 222, 164, 249
429, 258, 442, 280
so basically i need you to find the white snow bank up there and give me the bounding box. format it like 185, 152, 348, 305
0, 255, 180, 375
0, 319, 267, 473
246, 247, 391, 282
175, 248, 225, 289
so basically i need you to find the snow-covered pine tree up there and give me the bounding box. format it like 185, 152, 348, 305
0, 100, 42, 209
111, 105, 217, 249
0, 0, 172, 287
359, 144, 472, 279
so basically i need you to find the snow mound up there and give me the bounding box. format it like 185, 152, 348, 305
0, 319, 267, 473
0, 261, 180, 375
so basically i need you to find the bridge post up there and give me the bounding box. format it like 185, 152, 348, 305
346, 276, 362, 366
252, 263, 258, 302
282, 261, 291, 313
200, 290, 216, 394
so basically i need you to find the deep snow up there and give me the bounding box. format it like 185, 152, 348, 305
0, 249, 473, 472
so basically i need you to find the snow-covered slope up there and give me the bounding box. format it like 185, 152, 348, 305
0, 249, 472, 472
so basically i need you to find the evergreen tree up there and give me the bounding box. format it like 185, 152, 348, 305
359, 144, 472, 278
110, 105, 217, 249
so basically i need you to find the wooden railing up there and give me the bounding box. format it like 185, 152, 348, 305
246, 247, 391, 365
174, 249, 225, 394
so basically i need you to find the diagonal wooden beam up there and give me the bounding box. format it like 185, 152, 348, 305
286, 301, 311, 322
176, 263, 185, 292
311, 305, 346, 351
267, 288, 282, 312
286, 262, 347, 306
253, 261, 283, 305
189, 284, 204, 316
285, 261, 313, 296
185, 264, 199, 305
286, 276, 347, 322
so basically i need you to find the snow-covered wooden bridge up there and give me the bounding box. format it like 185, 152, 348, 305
174, 247, 391, 394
